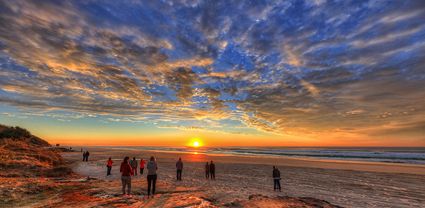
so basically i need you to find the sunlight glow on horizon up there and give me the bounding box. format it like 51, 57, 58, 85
193, 141, 200, 147
188, 138, 203, 148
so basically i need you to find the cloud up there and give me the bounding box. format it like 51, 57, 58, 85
0, 0, 424, 143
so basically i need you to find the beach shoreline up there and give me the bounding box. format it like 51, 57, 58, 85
64, 146, 425, 207
74, 146, 425, 175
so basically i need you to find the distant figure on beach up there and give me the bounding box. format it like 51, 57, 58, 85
82, 151, 89, 161
106, 157, 113, 176
85, 151, 90, 161
140, 158, 145, 175
209, 161, 215, 180
205, 162, 210, 179
146, 156, 158, 197
130, 157, 138, 176
120, 156, 133, 195
176, 157, 183, 181
272, 166, 281, 192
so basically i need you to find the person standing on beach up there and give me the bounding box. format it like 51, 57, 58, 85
146, 156, 158, 197
205, 162, 210, 179
209, 161, 215, 180
176, 157, 183, 181
106, 157, 113, 176
140, 158, 145, 175
120, 157, 133, 195
85, 151, 90, 161
82, 151, 86, 161
130, 157, 138, 176
272, 166, 281, 192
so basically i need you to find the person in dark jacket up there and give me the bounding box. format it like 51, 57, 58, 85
106, 157, 113, 176
130, 157, 138, 176
85, 151, 90, 161
82, 151, 86, 161
120, 157, 133, 195
209, 160, 215, 180
205, 162, 210, 179
146, 156, 158, 197
272, 166, 281, 191
176, 157, 183, 181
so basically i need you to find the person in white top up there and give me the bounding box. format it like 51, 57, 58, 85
146, 156, 158, 197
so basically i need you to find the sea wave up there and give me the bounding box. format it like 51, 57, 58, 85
110, 146, 425, 165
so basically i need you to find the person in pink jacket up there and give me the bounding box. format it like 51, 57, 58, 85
140, 158, 145, 175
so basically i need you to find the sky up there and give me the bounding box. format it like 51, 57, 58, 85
0, 0, 424, 146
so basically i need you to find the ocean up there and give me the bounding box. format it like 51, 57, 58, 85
110, 146, 425, 165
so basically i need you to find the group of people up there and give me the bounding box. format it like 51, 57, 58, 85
204, 161, 215, 180
175, 158, 217, 181
82, 151, 90, 162
129, 157, 146, 176
106, 156, 217, 196
117, 156, 158, 197
106, 156, 282, 196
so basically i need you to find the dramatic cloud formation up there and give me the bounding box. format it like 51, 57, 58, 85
0, 0, 424, 145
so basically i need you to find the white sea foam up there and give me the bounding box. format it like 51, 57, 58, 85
109, 146, 425, 165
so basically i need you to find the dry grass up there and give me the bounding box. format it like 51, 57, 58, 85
0, 139, 67, 177
0, 124, 71, 177
0, 124, 75, 207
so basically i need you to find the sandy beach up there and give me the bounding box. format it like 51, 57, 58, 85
64, 147, 425, 208
2, 1, 425, 207
8, 124, 421, 208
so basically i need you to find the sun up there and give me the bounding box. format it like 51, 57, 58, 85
188, 138, 203, 148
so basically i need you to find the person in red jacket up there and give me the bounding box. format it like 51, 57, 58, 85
106, 157, 113, 176
140, 158, 145, 175
120, 156, 133, 195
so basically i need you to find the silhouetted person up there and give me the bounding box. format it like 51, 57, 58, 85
130, 157, 138, 176
120, 156, 132, 195
82, 151, 86, 161
85, 151, 90, 161
209, 161, 215, 180
176, 157, 183, 181
146, 156, 158, 197
106, 157, 113, 176
205, 162, 210, 179
273, 166, 281, 192
140, 158, 145, 175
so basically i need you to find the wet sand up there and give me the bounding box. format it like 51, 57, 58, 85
65, 147, 425, 208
